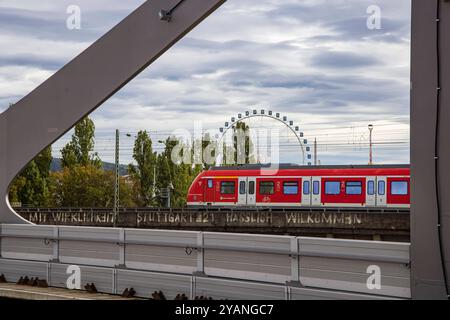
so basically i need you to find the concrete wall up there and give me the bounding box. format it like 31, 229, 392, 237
0, 224, 411, 299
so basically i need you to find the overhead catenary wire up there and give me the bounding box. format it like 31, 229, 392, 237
51, 117, 410, 165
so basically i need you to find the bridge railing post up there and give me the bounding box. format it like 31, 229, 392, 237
290, 237, 300, 284
118, 228, 125, 268
196, 232, 205, 275
52, 226, 59, 262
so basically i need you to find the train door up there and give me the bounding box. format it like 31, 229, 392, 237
311, 177, 321, 206
204, 178, 215, 204
247, 177, 256, 205
376, 176, 387, 206
301, 177, 312, 206
238, 177, 247, 205
366, 177, 376, 207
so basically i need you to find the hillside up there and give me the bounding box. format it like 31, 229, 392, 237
50, 158, 129, 176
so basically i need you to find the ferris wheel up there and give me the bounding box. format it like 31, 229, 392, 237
216, 108, 312, 166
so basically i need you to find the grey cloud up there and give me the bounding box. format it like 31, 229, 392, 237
0, 55, 63, 70
310, 51, 381, 68
323, 17, 409, 42
0, 5, 145, 43
0, 0, 411, 165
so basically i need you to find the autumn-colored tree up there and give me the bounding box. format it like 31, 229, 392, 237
51, 165, 135, 207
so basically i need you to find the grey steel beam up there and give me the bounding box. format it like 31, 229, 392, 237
411, 0, 450, 299
0, 0, 226, 224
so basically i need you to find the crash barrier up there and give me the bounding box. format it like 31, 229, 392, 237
0, 224, 410, 299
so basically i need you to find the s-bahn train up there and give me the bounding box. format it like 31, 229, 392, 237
187, 164, 410, 208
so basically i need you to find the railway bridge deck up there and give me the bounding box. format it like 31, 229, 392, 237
14, 207, 410, 242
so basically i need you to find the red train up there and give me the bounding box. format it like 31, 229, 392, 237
187, 164, 410, 208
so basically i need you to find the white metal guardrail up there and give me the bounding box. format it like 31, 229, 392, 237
0, 224, 411, 299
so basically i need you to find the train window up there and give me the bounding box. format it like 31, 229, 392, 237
303, 181, 310, 195
260, 181, 275, 195
325, 181, 340, 195
346, 181, 362, 195
249, 181, 255, 195
220, 181, 235, 194
239, 181, 246, 194
391, 181, 408, 195
313, 181, 320, 195
378, 181, 385, 195
367, 181, 375, 195
283, 182, 298, 195
207, 179, 213, 188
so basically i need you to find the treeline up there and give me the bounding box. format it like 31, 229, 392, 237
8, 117, 204, 208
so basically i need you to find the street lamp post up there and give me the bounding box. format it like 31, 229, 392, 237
113, 129, 120, 227
167, 182, 174, 208
368, 124, 374, 165
114, 132, 135, 226
314, 138, 318, 166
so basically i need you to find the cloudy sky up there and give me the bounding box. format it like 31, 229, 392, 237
0, 0, 411, 166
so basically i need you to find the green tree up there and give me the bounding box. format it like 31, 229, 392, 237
53, 117, 141, 208
8, 176, 26, 204
128, 131, 157, 206
61, 116, 101, 168
198, 133, 217, 170
156, 137, 201, 208
155, 152, 172, 207
8, 146, 53, 207
233, 122, 255, 165
35, 146, 53, 179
